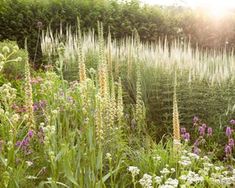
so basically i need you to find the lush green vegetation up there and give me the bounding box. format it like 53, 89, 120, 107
0, 18, 234, 187
1, 0, 235, 66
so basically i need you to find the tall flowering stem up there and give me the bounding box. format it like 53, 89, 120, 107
95, 94, 104, 145
25, 60, 35, 129
98, 63, 108, 98
98, 22, 108, 98
173, 73, 181, 149
96, 22, 110, 144
135, 63, 146, 134
77, 18, 86, 82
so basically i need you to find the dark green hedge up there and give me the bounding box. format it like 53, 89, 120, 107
1, 0, 235, 66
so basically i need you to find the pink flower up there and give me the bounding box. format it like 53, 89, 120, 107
180, 127, 186, 134
226, 127, 232, 137
225, 145, 232, 156
230, 119, 235, 125
199, 126, 205, 136
229, 138, 234, 148
183, 133, 190, 141
207, 127, 213, 136
193, 116, 199, 123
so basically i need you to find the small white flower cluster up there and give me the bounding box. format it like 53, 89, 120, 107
160, 166, 175, 176
0, 83, 17, 104
178, 155, 191, 166
105, 153, 112, 160
187, 152, 200, 160
153, 155, 161, 162
128, 166, 140, 177
159, 178, 178, 188
10, 113, 20, 124
180, 171, 204, 185
160, 168, 170, 175
198, 161, 214, 175
201, 155, 210, 162
154, 176, 162, 184
26, 161, 33, 167
214, 166, 224, 171
210, 169, 235, 186
139, 173, 153, 188
128, 150, 235, 188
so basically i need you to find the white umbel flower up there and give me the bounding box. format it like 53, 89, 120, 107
139, 173, 153, 188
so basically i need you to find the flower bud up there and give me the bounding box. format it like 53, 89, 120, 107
13, 45, 19, 52
16, 57, 22, 62
2, 46, 10, 54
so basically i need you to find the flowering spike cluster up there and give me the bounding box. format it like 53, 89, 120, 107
98, 21, 105, 65
95, 94, 104, 144
98, 63, 108, 98
173, 74, 181, 148
77, 18, 86, 82
97, 22, 109, 98
24, 60, 35, 129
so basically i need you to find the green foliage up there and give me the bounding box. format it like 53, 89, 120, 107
0, 0, 195, 66
0, 40, 27, 80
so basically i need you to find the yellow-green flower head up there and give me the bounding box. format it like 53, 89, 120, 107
13, 45, 19, 52
89, 68, 96, 75
11, 114, 20, 124
16, 57, 22, 62
2, 46, 10, 54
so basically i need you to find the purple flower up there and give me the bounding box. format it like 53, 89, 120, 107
229, 138, 234, 148
16, 131, 34, 155
226, 127, 232, 137
202, 124, 207, 129
225, 144, 232, 156
15, 141, 21, 147
193, 116, 199, 123
199, 126, 205, 136
33, 100, 46, 111
183, 132, 190, 141
28, 130, 34, 138
207, 127, 213, 136
230, 119, 235, 125
180, 127, 186, 134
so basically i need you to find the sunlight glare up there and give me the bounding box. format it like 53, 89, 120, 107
205, 1, 230, 19
141, 0, 235, 19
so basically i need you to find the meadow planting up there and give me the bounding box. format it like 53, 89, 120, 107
0, 21, 234, 188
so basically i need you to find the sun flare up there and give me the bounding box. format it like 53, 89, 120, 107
206, 2, 230, 19
141, 0, 234, 19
